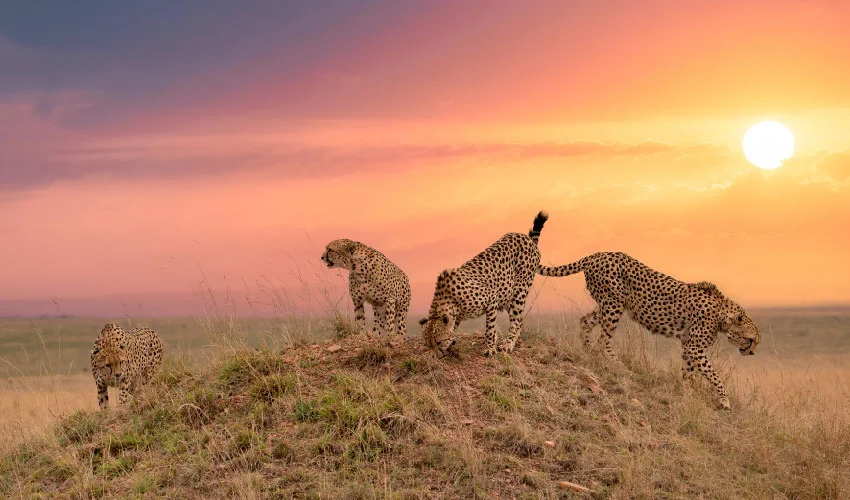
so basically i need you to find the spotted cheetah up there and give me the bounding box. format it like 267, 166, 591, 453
90, 323, 164, 409
539, 252, 760, 409
419, 211, 549, 357
322, 239, 411, 338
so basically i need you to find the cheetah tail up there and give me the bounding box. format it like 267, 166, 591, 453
538, 257, 586, 277
528, 211, 549, 244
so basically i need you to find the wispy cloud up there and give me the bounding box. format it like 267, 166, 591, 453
7, 93, 717, 188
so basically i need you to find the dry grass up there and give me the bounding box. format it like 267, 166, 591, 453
0, 313, 847, 499
0, 375, 97, 454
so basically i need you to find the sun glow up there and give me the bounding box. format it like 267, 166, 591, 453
742, 121, 795, 170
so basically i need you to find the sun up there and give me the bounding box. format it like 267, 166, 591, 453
742, 121, 795, 170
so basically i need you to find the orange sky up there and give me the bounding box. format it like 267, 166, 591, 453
1, 1, 849, 316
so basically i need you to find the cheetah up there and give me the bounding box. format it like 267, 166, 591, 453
539, 252, 760, 409
90, 323, 164, 409
419, 211, 549, 358
321, 239, 411, 339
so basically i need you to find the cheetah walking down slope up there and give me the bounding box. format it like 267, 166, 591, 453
90, 323, 164, 409
322, 239, 411, 339
539, 252, 760, 409
420, 211, 548, 358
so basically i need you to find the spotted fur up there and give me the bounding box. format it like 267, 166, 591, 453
419, 211, 549, 357
90, 323, 164, 409
539, 251, 760, 409
322, 239, 411, 338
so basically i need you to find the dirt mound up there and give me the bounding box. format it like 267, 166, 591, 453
2, 327, 847, 498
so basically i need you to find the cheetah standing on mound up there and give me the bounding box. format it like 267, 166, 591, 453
420, 211, 549, 358
321, 239, 411, 339
90, 323, 164, 409
539, 252, 760, 409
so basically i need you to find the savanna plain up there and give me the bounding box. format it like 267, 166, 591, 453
0, 300, 848, 498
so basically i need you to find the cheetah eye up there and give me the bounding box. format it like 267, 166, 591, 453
737, 314, 744, 323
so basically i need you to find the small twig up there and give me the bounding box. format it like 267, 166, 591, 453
557, 480, 595, 493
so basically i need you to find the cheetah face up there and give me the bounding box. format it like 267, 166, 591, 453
320, 248, 339, 268
321, 240, 355, 270
419, 315, 456, 358
91, 350, 124, 383
724, 312, 760, 356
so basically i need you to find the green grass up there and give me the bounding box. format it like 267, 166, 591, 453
0, 313, 849, 497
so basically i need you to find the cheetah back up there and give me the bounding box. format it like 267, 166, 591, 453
423, 232, 542, 356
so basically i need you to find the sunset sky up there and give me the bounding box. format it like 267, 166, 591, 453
1, 0, 849, 317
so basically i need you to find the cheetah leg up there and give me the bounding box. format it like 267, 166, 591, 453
579, 308, 599, 349
499, 291, 529, 353
483, 307, 499, 357
684, 344, 730, 409
96, 378, 109, 409
383, 298, 396, 336
681, 349, 697, 382
372, 304, 387, 337
351, 289, 367, 334
396, 297, 410, 337
598, 302, 623, 361
117, 374, 132, 405
118, 389, 131, 405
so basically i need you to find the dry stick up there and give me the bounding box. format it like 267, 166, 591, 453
557, 480, 595, 493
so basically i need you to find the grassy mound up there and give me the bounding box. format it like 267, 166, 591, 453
1, 324, 848, 498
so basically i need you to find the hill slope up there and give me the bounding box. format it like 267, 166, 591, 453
1, 325, 848, 499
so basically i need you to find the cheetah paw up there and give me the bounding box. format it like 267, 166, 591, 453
497, 343, 515, 354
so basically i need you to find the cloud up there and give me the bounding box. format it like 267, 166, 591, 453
1, 137, 848, 311
1, 111, 735, 192
5, 1, 848, 133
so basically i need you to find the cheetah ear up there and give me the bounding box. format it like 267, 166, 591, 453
418, 317, 428, 326
441, 315, 449, 325
341, 240, 359, 255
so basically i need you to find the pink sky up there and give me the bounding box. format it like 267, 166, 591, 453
1, 1, 849, 316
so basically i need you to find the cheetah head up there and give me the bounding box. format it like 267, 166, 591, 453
722, 308, 760, 356
418, 314, 456, 358
321, 239, 358, 271
91, 323, 127, 382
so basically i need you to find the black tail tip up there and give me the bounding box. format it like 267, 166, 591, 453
532, 210, 549, 229
529, 210, 549, 238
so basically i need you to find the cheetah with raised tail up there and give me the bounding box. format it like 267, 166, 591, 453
90, 323, 164, 409
321, 239, 411, 338
539, 251, 760, 409
420, 211, 549, 357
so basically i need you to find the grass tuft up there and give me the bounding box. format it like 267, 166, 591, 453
1, 314, 848, 498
